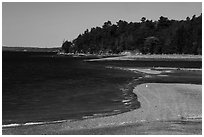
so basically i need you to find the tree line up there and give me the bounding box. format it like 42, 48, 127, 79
62, 14, 202, 55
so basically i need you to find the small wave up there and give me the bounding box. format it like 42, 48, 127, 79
165, 70, 172, 73
93, 113, 114, 117
113, 109, 120, 112
2, 123, 21, 128
157, 75, 168, 77
122, 99, 131, 103
82, 116, 94, 119
2, 119, 68, 128
144, 75, 152, 78
24, 122, 45, 126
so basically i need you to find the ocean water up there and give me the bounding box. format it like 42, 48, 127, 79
3, 51, 201, 127
3, 51, 141, 126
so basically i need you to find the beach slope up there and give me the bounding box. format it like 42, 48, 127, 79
3, 83, 202, 135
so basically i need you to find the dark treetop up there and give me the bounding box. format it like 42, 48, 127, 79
62, 14, 202, 55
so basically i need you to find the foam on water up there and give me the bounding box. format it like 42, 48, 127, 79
2, 119, 68, 128
2, 123, 21, 128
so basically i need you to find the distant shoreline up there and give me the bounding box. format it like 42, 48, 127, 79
2, 46, 60, 52
2, 47, 202, 62
86, 54, 202, 62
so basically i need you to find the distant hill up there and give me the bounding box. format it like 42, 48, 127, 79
2, 46, 60, 52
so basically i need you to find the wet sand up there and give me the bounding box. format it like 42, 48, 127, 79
3, 83, 202, 135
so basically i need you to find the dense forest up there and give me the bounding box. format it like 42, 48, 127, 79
62, 14, 202, 55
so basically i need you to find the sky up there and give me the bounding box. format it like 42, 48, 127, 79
2, 2, 202, 48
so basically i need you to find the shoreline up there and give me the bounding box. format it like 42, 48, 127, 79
106, 66, 202, 74
86, 54, 202, 61
3, 83, 202, 135
2, 76, 141, 128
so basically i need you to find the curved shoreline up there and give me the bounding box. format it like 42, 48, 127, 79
2, 77, 141, 128
3, 83, 202, 135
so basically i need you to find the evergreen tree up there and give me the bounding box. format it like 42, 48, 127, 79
62, 14, 202, 55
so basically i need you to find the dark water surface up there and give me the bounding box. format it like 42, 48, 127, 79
3, 52, 141, 125
3, 51, 202, 126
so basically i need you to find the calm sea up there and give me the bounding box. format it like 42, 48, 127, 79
2, 51, 201, 127
3, 51, 141, 126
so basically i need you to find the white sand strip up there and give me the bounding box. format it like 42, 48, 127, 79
106, 66, 162, 74
86, 55, 202, 61
107, 66, 201, 75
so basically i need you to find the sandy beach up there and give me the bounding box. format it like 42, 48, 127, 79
3, 83, 202, 135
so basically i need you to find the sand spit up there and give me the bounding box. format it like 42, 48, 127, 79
3, 83, 202, 135
106, 66, 201, 76
86, 54, 202, 61
106, 66, 162, 74
125, 68, 162, 74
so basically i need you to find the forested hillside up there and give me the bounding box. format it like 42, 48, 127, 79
62, 14, 202, 55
